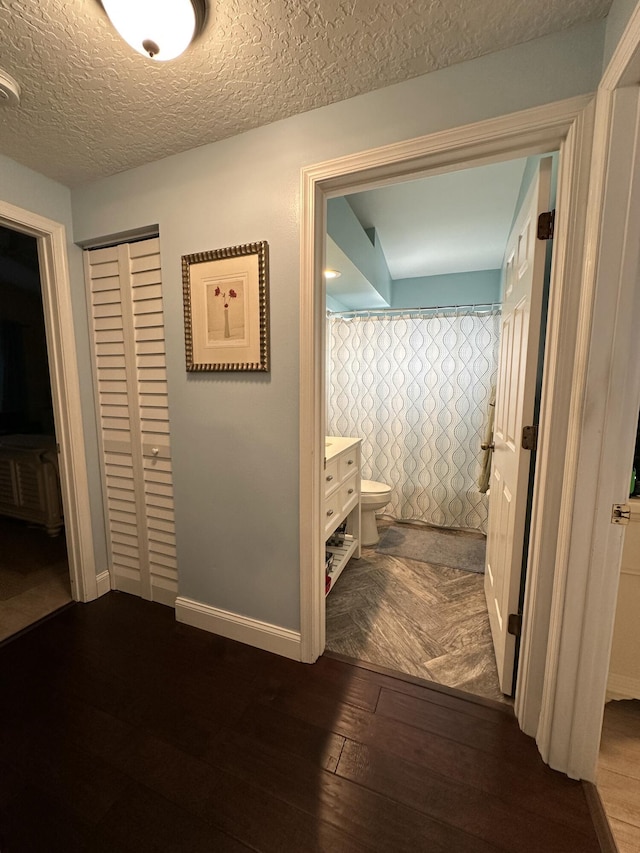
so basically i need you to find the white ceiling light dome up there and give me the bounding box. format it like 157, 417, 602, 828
0, 70, 21, 106
101, 0, 208, 62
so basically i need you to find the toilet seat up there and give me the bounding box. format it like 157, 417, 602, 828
361, 479, 391, 495
361, 479, 392, 505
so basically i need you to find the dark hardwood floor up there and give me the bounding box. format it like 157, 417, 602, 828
0, 592, 603, 852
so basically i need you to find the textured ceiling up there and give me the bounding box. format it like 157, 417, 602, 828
0, 0, 611, 187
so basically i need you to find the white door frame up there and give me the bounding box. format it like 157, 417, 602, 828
299, 94, 594, 685
535, 9, 640, 781
0, 201, 97, 602
299, 93, 600, 774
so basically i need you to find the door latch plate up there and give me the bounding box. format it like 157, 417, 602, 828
612, 503, 631, 525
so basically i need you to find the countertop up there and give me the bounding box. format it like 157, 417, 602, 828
325, 435, 361, 462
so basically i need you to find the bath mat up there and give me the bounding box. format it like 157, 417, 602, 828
377, 524, 486, 574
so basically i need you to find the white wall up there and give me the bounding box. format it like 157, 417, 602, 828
0, 154, 108, 575
70, 21, 604, 634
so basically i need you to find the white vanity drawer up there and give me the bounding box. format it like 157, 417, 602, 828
324, 437, 362, 589
324, 489, 342, 537
338, 449, 359, 484
324, 456, 340, 497
339, 474, 359, 516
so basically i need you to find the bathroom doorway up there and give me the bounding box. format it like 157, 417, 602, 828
0, 224, 72, 642
322, 153, 557, 703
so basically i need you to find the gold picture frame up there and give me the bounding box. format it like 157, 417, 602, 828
182, 241, 270, 372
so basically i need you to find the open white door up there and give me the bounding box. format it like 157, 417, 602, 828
485, 157, 552, 695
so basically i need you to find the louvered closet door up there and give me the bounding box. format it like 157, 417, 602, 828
85, 238, 177, 606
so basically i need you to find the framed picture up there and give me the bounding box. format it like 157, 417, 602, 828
182, 241, 270, 372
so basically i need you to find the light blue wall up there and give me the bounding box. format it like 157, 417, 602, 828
327, 293, 350, 312
391, 270, 501, 308
68, 21, 605, 633
604, 0, 638, 69
1, 154, 71, 225
327, 198, 392, 303
364, 228, 392, 305
511, 152, 559, 232
0, 154, 108, 575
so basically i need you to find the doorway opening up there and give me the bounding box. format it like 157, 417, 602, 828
0, 198, 98, 615
300, 96, 596, 776
321, 153, 556, 704
0, 225, 71, 641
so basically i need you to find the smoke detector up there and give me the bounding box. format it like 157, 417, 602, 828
0, 70, 21, 106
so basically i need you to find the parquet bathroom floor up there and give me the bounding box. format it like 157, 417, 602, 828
325, 519, 511, 705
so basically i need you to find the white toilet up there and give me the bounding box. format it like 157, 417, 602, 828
360, 479, 392, 546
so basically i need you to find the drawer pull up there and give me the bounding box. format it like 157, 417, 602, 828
348, 488, 354, 494
326, 509, 334, 517
347, 459, 354, 465
326, 474, 334, 482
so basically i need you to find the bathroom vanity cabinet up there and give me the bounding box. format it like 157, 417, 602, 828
607, 496, 640, 701
324, 436, 361, 595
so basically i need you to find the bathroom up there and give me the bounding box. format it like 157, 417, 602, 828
322, 153, 557, 705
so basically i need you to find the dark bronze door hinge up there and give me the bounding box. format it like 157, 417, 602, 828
508, 613, 522, 637
537, 209, 555, 240
522, 425, 538, 451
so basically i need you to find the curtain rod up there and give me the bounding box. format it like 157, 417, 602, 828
327, 302, 501, 318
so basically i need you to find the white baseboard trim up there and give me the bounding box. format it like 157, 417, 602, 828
175, 596, 302, 661
606, 672, 640, 702
96, 570, 111, 597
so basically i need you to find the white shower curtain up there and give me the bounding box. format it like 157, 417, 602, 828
327, 307, 500, 533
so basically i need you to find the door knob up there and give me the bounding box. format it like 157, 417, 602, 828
481, 441, 495, 451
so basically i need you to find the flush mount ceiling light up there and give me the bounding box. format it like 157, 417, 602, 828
324, 269, 342, 279
101, 0, 208, 61
0, 69, 21, 106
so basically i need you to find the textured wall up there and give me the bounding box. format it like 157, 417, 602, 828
70, 23, 604, 633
